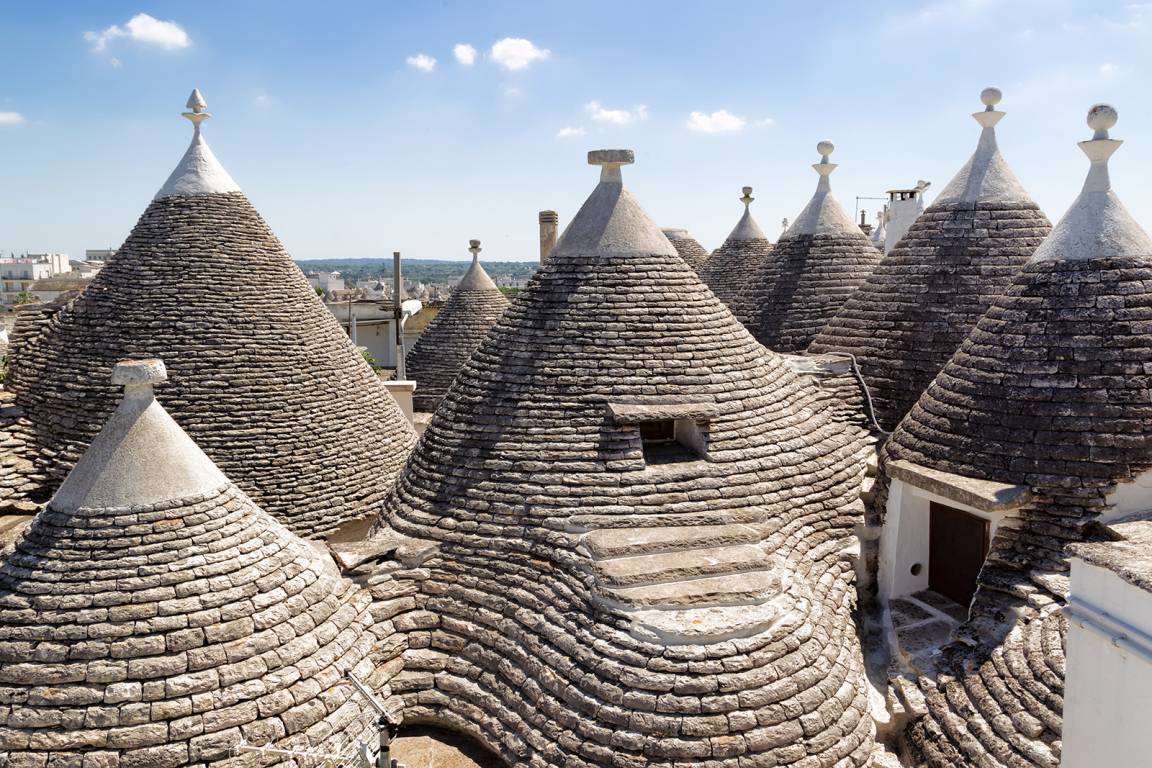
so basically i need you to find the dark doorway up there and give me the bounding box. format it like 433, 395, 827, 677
929, 502, 989, 606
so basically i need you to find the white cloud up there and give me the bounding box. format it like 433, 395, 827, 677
85, 13, 191, 54
406, 53, 437, 72
755, 117, 775, 127
586, 101, 648, 125
0, 112, 25, 125
686, 109, 747, 133
556, 126, 585, 138
1099, 62, 1126, 77
453, 43, 477, 66
490, 38, 551, 71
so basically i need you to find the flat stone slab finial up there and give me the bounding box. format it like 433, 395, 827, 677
589, 149, 634, 183
111, 359, 168, 388
588, 149, 635, 166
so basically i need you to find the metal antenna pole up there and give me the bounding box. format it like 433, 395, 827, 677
393, 252, 405, 378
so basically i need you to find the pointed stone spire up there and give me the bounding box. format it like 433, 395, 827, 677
52, 359, 226, 512
1032, 104, 1152, 262
550, 150, 676, 259
934, 87, 1029, 205
727, 185, 768, 241
457, 238, 499, 290
782, 141, 860, 237
155, 87, 241, 199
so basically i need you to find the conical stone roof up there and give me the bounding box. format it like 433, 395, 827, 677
661, 227, 709, 271
369, 150, 875, 766
697, 186, 772, 323
809, 88, 1052, 430
405, 240, 510, 413
5, 90, 416, 538
887, 105, 1152, 767
0, 359, 386, 766
739, 141, 884, 352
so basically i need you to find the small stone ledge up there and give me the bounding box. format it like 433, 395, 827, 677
887, 459, 1031, 512
605, 395, 718, 424
1069, 517, 1152, 593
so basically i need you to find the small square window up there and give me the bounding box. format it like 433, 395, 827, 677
639, 419, 675, 443
640, 418, 707, 465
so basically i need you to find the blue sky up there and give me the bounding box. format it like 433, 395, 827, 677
1, 0, 1150, 262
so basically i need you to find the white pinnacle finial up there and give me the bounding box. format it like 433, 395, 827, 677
588, 149, 634, 183
741, 186, 754, 208
1030, 102, 1152, 262
1079, 104, 1121, 192
814, 141, 837, 177
1087, 103, 1118, 140
182, 88, 211, 132
974, 86, 1005, 128
468, 239, 481, 262
155, 88, 241, 199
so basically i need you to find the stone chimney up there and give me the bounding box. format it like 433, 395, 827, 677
539, 210, 559, 264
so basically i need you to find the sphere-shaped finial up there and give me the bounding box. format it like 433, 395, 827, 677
980, 87, 1002, 109
740, 186, 754, 206
468, 239, 481, 253
1087, 103, 1118, 133
817, 140, 835, 158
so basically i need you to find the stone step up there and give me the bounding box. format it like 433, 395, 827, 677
593, 544, 768, 587
565, 508, 764, 532
604, 569, 781, 608
860, 475, 876, 504
865, 451, 879, 478
583, 523, 762, 559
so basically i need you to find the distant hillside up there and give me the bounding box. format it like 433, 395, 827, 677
295, 258, 539, 284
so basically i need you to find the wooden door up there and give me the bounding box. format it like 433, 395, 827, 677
929, 502, 989, 606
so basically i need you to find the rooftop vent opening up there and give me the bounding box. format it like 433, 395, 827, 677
640, 417, 707, 465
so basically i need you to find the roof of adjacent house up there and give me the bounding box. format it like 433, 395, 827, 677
405, 240, 510, 413
0, 359, 387, 765
738, 141, 884, 353
4, 90, 415, 538
888, 103, 1152, 768
368, 149, 876, 766
661, 227, 709, 271
809, 88, 1052, 430
697, 186, 773, 323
